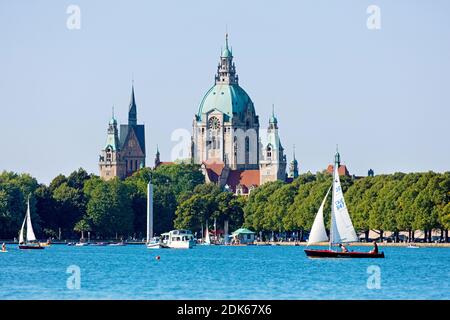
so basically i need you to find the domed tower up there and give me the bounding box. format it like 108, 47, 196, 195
191, 34, 260, 170
99, 108, 126, 180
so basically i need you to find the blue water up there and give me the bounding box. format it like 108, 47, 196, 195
0, 245, 449, 299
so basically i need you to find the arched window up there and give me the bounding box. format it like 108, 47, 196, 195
267, 145, 272, 160
245, 137, 250, 164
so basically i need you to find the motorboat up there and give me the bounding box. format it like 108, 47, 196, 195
161, 230, 195, 249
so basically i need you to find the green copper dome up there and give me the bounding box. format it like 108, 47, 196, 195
197, 84, 253, 121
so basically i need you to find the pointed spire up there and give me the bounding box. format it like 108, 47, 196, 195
269, 104, 278, 125
335, 144, 341, 167
128, 83, 137, 126
293, 144, 296, 161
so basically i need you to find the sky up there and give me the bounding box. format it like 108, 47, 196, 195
0, 0, 449, 184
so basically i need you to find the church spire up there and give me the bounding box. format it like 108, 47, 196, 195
335, 144, 341, 168
269, 104, 278, 129
216, 33, 238, 85
128, 83, 137, 126
289, 144, 299, 179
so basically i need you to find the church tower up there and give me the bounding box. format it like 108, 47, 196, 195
99, 108, 126, 180
120, 84, 146, 177
288, 145, 299, 179
191, 34, 259, 170
259, 106, 287, 184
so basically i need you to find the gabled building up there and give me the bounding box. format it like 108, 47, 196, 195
326, 149, 350, 177
99, 86, 146, 180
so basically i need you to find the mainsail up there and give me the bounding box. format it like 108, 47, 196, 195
204, 221, 211, 245
25, 198, 37, 242
307, 186, 331, 245
330, 166, 358, 244
19, 198, 37, 244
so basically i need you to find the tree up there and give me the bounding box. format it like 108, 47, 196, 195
85, 178, 133, 238
74, 219, 91, 240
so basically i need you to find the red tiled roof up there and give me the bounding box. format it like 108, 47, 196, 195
202, 161, 225, 183
226, 170, 260, 192
326, 164, 350, 176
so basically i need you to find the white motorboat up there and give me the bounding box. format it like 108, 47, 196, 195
161, 230, 196, 249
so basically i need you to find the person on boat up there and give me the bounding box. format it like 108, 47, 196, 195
1, 243, 6, 252
339, 244, 349, 253
369, 241, 379, 254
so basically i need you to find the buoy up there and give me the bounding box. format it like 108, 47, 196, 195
155, 255, 160, 260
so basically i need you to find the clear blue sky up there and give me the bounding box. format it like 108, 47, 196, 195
1, 0, 449, 184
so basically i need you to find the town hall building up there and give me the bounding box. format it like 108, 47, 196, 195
190, 34, 294, 194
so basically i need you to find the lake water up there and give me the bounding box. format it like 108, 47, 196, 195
0, 244, 449, 300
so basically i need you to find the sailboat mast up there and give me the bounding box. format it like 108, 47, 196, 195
147, 177, 153, 243
330, 150, 337, 250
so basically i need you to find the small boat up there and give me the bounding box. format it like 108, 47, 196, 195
161, 230, 196, 249
75, 242, 89, 247
90, 242, 107, 246
200, 221, 212, 246
304, 149, 385, 259
109, 242, 126, 246
305, 249, 385, 258
146, 237, 163, 249
18, 197, 44, 250
407, 244, 419, 249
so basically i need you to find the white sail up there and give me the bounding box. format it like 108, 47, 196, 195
204, 221, 211, 244
330, 167, 358, 244
307, 186, 331, 245
19, 214, 26, 244
224, 220, 229, 244
25, 199, 37, 242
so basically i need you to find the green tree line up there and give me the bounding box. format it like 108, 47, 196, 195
0, 164, 204, 240
243, 171, 450, 242
1, 167, 449, 242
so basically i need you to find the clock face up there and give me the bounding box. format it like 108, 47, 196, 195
208, 116, 221, 130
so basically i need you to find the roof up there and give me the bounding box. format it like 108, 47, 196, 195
202, 161, 225, 182
232, 228, 255, 235
119, 124, 146, 154
197, 84, 253, 122
326, 164, 350, 177
225, 169, 260, 194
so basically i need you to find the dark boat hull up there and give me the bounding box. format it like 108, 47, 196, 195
19, 245, 44, 250
305, 249, 384, 258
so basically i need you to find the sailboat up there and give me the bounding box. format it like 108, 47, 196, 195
304, 150, 384, 258
18, 197, 44, 250
202, 221, 211, 246
146, 177, 162, 249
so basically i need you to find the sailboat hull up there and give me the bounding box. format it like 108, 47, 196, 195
304, 249, 384, 258
19, 244, 44, 250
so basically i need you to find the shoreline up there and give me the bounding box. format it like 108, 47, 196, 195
254, 241, 450, 248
